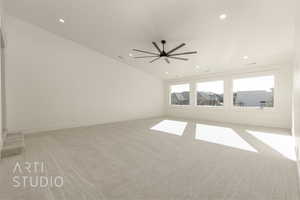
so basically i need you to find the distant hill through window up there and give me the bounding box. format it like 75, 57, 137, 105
170, 84, 190, 105
196, 80, 224, 106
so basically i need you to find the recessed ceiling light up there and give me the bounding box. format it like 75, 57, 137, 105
129, 53, 133, 57
59, 18, 65, 23
195, 65, 200, 69
243, 56, 249, 60
219, 14, 227, 20
165, 72, 169, 74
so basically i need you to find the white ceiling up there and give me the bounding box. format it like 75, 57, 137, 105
4, 0, 296, 79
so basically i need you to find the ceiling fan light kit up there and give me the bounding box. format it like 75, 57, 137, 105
133, 40, 197, 64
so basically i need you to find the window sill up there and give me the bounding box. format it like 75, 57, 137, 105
169, 104, 192, 107
232, 106, 276, 112
195, 105, 225, 109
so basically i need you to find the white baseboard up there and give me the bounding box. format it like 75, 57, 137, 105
8, 115, 165, 135
0, 139, 3, 160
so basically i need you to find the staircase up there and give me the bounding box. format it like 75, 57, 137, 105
1, 132, 24, 158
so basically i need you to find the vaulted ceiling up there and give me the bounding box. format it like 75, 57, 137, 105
4, 0, 296, 79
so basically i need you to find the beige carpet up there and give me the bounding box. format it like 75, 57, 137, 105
0, 117, 299, 200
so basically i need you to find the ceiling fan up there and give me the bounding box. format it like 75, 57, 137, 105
132, 40, 197, 64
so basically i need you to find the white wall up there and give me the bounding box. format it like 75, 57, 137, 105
0, 0, 3, 148
293, 0, 300, 178
165, 66, 293, 129
5, 16, 164, 133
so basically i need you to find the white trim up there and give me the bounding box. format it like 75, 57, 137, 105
0, 139, 2, 160
194, 105, 225, 109
9, 115, 165, 135
168, 104, 192, 108
231, 107, 276, 112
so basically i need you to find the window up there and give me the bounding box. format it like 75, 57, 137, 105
233, 75, 274, 108
170, 84, 190, 105
196, 80, 224, 106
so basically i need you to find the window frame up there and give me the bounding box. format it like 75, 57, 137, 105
231, 73, 277, 111
169, 83, 191, 106
194, 80, 225, 108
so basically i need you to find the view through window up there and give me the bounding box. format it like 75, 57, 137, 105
196, 80, 224, 106
233, 75, 274, 108
170, 84, 190, 105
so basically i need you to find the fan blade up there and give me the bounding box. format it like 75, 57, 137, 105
166, 43, 186, 55
150, 57, 161, 63
133, 49, 159, 56
168, 51, 197, 56
165, 58, 170, 64
152, 42, 162, 54
168, 56, 188, 61
134, 56, 159, 58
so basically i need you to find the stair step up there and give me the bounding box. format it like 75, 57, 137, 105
1, 132, 25, 158
4, 133, 24, 144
